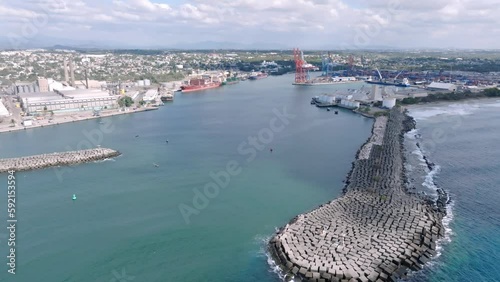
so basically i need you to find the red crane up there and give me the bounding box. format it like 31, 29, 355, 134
294, 48, 307, 84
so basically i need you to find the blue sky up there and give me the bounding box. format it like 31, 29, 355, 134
0, 0, 499, 49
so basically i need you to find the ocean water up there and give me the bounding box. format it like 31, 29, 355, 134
404, 100, 500, 282
0, 74, 374, 282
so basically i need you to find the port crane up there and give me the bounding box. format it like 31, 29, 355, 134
294, 48, 309, 84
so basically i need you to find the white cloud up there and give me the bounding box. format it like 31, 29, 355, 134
0, 0, 499, 48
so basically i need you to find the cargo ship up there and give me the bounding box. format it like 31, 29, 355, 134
181, 78, 222, 93
365, 78, 410, 88
248, 72, 268, 80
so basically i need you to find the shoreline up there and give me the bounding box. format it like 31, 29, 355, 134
0, 107, 159, 134
269, 107, 448, 282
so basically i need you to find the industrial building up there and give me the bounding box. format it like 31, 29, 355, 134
382, 98, 397, 109
19, 89, 118, 114
37, 78, 49, 92
427, 82, 458, 92
0, 100, 9, 117
143, 89, 158, 102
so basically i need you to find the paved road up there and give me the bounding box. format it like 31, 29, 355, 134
1, 94, 22, 124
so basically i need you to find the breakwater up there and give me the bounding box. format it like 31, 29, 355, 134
0, 148, 120, 173
270, 108, 447, 282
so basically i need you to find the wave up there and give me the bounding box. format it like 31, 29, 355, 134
256, 233, 294, 282
408, 103, 479, 121
93, 158, 116, 163
404, 128, 420, 140
422, 165, 441, 198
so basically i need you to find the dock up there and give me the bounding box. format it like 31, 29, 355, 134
269, 108, 447, 281
0, 148, 121, 173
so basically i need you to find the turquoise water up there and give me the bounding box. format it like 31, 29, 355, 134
0, 74, 373, 282
405, 100, 500, 282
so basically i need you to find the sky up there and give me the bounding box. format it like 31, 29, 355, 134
0, 0, 499, 49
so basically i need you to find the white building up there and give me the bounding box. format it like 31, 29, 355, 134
427, 82, 457, 92
382, 98, 397, 109
143, 89, 158, 102
20, 89, 117, 114
0, 100, 10, 116
48, 78, 75, 92
340, 99, 360, 109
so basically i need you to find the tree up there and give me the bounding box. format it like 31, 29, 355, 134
118, 96, 134, 107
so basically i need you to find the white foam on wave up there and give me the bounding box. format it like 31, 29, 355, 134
440, 200, 454, 245
408, 103, 479, 121
254, 234, 290, 282
422, 165, 441, 198
411, 149, 426, 162
93, 158, 116, 163
483, 101, 500, 108
404, 129, 420, 140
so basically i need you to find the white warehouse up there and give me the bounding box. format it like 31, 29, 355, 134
143, 89, 158, 102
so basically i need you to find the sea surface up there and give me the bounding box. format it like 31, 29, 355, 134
0, 74, 374, 282
404, 100, 500, 282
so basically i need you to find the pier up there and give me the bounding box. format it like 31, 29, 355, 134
270, 108, 447, 282
0, 148, 120, 173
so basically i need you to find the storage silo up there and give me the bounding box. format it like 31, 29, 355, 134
382, 98, 397, 109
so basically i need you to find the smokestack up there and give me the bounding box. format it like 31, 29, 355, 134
69, 60, 75, 87
63, 58, 69, 83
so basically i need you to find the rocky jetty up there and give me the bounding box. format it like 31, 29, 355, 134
270, 108, 446, 282
0, 148, 120, 173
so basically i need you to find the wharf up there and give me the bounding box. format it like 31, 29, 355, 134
0, 148, 120, 173
270, 108, 447, 282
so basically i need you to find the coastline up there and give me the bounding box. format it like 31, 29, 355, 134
0, 107, 159, 134
269, 107, 448, 282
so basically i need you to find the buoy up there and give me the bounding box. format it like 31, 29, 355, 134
72, 194, 77, 200
166, 139, 169, 143
270, 148, 273, 153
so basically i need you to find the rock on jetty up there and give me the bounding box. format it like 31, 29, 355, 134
0, 148, 120, 173
270, 108, 447, 282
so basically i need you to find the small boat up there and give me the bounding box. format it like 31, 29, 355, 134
327, 108, 331, 111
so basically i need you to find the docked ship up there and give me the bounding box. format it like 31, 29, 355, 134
365, 78, 410, 87
365, 69, 411, 87
222, 77, 240, 85
180, 78, 222, 93
293, 76, 358, 86
160, 92, 174, 102
248, 72, 268, 80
